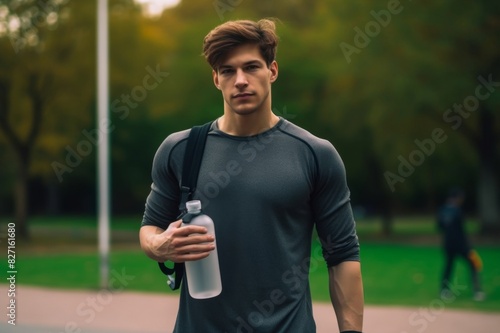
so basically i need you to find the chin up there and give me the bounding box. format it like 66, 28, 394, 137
231, 106, 259, 116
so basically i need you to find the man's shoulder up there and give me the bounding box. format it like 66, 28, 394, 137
155, 128, 190, 155
161, 120, 215, 146
166, 128, 191, 144
278, 118, 336, 154
154, 120, 216, 161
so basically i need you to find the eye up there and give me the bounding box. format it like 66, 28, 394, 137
219, 68, 234, 75
246, 64, 259, 71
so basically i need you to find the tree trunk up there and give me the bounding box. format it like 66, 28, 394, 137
0, 75, 44, 239
14, 155, 30, 239
47, 182, 61, 215
476, 106, 500, 235
368, 153, 394, 236
477, 162, 500, 234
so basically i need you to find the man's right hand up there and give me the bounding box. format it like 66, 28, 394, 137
139, 220, 215, 263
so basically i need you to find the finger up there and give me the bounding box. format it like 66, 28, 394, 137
177, 242, 215, 254
176, 250, 213, 262
165, 219, 182, 231
172, 219, 182, 227
170, 244, 214, 262
173, 234, 214, 248
175, 225, 210, 236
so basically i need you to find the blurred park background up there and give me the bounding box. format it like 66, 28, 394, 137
0, 0, 499, 316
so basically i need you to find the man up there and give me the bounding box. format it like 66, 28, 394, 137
438, 187, 484, 301
140, 19, 364, 332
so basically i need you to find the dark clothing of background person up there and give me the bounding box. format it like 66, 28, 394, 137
437, 189, 483, 300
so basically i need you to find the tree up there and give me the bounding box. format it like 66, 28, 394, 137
0, 0, 95, 237
361, 0, 500, 233
274, 0, 500, 233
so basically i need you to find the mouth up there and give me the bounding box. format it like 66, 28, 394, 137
232, 92, 254, 99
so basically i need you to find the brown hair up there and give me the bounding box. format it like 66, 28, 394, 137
202, 18, 279, 70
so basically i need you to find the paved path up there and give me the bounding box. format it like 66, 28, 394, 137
1, 285, 499, 333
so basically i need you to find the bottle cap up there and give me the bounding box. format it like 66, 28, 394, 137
186, 200, 202, 212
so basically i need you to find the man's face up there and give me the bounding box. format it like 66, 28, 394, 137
212, 43, 278, 116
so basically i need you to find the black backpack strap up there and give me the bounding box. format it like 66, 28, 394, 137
158, 261, 184, 290
158, 121, 212, 290
178, 122, 212, 216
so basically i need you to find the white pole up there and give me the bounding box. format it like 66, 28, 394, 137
97, 0, 110, 290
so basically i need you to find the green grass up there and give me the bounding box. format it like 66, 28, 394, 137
1, 216, 499, 312
3, 243, 500, 312
309, 243, 500, 312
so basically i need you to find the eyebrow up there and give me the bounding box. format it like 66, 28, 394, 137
219, 60, 263, 70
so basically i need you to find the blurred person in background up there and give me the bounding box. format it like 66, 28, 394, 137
437, 187, 485, 301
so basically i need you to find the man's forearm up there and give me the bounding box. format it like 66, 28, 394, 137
328, 261, 364, 332
139, 225, 165, 261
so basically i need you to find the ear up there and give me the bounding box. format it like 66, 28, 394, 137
212, 69, 221, 90
269, 60, 278, 83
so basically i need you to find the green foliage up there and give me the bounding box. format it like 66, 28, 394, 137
0, 0, 96, 177
0, 0, 499, 229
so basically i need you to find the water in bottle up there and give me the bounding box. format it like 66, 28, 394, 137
182, 200, 222, 299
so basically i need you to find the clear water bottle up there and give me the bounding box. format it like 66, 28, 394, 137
182, 200, 222, 299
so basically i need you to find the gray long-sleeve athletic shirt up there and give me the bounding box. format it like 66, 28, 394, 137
142, 117, 360, 333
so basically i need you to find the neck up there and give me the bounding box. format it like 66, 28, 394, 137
218, 107, 279, 137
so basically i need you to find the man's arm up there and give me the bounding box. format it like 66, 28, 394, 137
329, 260, 364, 332
139, 221, 215, 263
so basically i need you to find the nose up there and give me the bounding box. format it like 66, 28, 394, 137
234, 68, 248, 89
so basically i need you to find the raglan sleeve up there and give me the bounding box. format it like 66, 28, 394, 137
311, 139, 360, 267
141, 135, 182, 229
